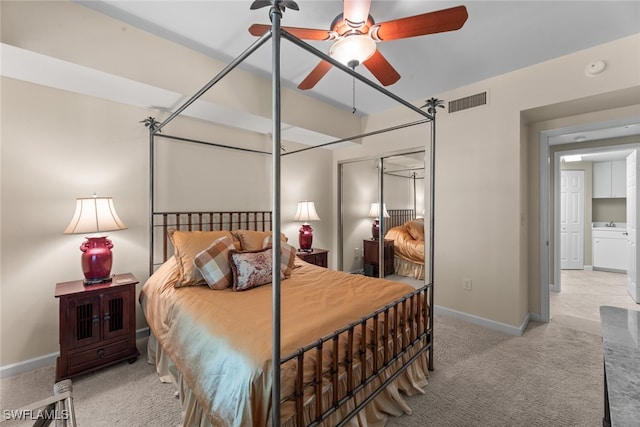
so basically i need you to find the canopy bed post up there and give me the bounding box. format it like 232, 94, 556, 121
149, 128, 154, 276
266, 1, 287, 425
425, 97, 443, 371
412, 172, 417, 215
141, 117, 161, 276
377, 158, 385, 279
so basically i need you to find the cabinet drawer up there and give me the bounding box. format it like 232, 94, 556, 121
67, 339, 131, 374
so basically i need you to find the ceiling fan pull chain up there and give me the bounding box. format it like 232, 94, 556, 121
352, 67, 357, 114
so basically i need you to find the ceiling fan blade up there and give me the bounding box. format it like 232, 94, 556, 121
343, 0, 372, 29
363, 50, 400, 86
249, 24, 333, 40
298, 60, 333, 90
373, 5, 468, 41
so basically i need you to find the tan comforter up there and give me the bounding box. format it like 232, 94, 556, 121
140, 258, 425, 426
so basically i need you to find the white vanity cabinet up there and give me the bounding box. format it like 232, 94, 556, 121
593, 160, 626, 198
592, 228, 628, 272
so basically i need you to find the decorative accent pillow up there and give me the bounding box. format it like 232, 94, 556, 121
168, 229, 235, 287
233, 230, 288, 251
193, 236, 235, 290
262, 236, 296, 277
229, 247, 275, 291
405, 219, 425, 241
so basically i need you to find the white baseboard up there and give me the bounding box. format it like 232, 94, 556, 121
0, 327, 150, 379
529, 312, 542, 322
434, 305, 530, 336
0, 351, 59, 379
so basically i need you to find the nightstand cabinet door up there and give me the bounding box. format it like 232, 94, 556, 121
65, 296, 101, 348
102, 289, 134, 341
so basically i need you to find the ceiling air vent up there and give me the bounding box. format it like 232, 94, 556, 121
448, 92, 487, 113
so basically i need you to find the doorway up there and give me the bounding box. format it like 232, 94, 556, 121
539, 117, 640, 322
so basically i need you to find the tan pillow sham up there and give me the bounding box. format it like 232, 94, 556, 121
405, 219, 425, 241
233, 230, 287, 251
168, 229, 235, 287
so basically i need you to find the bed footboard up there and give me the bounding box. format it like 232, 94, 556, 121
280, 284, 431, 427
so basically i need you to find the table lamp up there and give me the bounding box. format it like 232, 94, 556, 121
293, 201, 320, 252
64, 194, 127, 284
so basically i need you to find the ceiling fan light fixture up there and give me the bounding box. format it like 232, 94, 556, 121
329, 35, 376, 67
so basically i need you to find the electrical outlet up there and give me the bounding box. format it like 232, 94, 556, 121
354, 248, 360, 258
463, 278, 472, 291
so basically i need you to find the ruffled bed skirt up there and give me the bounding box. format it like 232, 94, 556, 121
147, 333, 429, 427
394, 257, 425, 280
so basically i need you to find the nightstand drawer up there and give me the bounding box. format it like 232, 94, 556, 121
67, 339, 132, 374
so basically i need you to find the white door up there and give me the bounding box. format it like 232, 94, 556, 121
626, 151, 640, 303
560, 170, 584, 270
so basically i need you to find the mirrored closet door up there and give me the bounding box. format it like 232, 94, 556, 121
338, 150, 428, 286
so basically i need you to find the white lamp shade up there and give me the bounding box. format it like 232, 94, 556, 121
368, 202, 390, 219
293, 201, 320, 223
64, 195, 127, 234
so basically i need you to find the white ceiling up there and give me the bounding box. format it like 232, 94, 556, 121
79, 0, 640, 116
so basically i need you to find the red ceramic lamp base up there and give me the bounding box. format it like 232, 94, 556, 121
298, 224, 314, 252
371, 219, 380, 240
80, 236, 114, 284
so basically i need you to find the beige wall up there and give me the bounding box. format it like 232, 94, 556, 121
337, 34, 640, 330
0, 76, 334, 369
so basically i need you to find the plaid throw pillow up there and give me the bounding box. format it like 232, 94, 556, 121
262, 236, 296, 277
193, 236, 235, 290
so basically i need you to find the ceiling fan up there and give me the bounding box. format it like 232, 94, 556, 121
248, 0, 468, 90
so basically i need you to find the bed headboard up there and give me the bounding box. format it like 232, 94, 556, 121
151, 210, 272, 269
385, 209, 416, 230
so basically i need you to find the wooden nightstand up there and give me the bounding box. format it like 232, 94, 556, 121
55, 273, 139, 381
297, 248, 329, 268
363, 239, 395, 277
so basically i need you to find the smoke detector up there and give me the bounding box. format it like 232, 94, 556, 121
585, 60, 607, 77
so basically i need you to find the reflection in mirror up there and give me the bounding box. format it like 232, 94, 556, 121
382, 152, 426, 283
339, 151, 427, 289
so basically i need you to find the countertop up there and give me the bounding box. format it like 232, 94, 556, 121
600, 306, 640, 427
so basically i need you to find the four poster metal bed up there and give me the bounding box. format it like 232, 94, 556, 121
140, 2, 441, 426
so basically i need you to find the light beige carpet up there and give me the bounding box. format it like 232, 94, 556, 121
0, 338, 181, 427
1, 269, 635, 426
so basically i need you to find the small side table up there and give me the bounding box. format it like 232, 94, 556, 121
363, 239, 395, 277
55, 273, 139, 381
297, 248, 329, 268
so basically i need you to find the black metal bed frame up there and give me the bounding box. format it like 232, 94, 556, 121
144, 2, 441, 425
